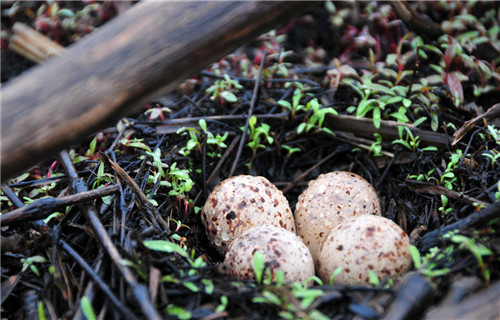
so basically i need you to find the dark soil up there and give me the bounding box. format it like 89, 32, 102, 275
1, 1, 499, 319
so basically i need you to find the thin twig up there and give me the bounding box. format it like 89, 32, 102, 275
0, 184, 119, 226
229, 51, 268, 177
405, 180, 489, 206
452, 103, 500, 146
59, 240, 139, 320
98, 152, 168, 230
59, 150, 161, 320
1, 184, 25, 208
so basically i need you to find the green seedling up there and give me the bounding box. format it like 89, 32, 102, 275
120, 138, 152, 153
370, 133, 383, 157
206, 73, 243, 104
328, 267, 344, 285
281, 145, 302, 157
439, 149, 463, 190
297, 98, 337, 135
438, 195, 453, 216
252, 281, 328, 320
449, 234, 493, 281
410, 245, 452, 278
178, 119, 228, 157
92, 161, 114, 189
278, 84, 307, 119
482, 150, 500, 170
241, 116, 274, 168
393, 126, 438, 153
21, 255, 47, 277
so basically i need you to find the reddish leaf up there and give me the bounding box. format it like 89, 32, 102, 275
445, 73, 464, 104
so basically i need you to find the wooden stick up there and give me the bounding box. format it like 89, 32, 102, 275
325, 114, 451, 149
0, 184, 119, 226
9, 22, 65, 63
1, 1, 317, 180
419, 201, 500, 252
451, 103, 500, 146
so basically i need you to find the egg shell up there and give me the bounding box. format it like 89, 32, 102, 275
317, 215, 412, 285
295, 171, 381, 263
222, 226, 315, 284
201, 175, 295, 254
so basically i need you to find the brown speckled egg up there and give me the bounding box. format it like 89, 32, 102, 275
295, 171, 381, 263
221, 226, 314, 284
201, 175, 295, 254
317, 215, 411, 285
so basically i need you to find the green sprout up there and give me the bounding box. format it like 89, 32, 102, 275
449, 234, 493, 281
206, 74, 243, 104
240, 116, 274, 168
410, 245, 452, 278
178, 119, 228, 158
438, 195, 453, 216
393, 126, 438, 153
21, 255, 47, 277
253, 251, 265, 285
278, 84, 307, 119
297, 98, 337, 135
370, 133, 383, 157
328, 267, 344, 285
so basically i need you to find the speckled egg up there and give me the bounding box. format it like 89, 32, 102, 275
201, 175, 295, 254
317, 215, 412, 285
221, 226, 314, 284
295, 171, 381, 263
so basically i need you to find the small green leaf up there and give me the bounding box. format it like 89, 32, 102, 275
253, 251, 265, 284
403, 98, 412, 108
220, 91, 238, 103
199, 119, 207, 132
183, 281, 199, 292
368, 270, 380, 286
166, 305, 191, 320
278, 100, 292, 109
81, 297, 97, 320
38, 302, 47, 320
373, 107, 381, 129
89, 137, 97, 156
144, 240, 189, 258
410, 245, 422, 268
329, 267, 344, 284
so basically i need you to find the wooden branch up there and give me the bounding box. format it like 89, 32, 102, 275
0, 184, 119, 226
405, 180, 489, 207
325, 114, 451, 149
418, 201, 500, 252
423, 280, 500, 320
9, 22, 65, 63
382, 272, 435, 320
452, 103, 500, 146
1, 1, 317, 180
